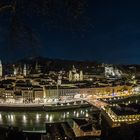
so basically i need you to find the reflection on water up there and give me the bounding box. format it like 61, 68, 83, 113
0, 107, 92, 131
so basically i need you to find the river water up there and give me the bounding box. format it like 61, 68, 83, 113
0, 107, 93, 132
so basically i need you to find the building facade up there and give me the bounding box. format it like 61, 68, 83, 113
44, 85, 132, 98
105, 65, 122, 79
69, 65, 83, 82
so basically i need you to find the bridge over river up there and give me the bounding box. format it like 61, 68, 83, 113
84, 98, 108, 109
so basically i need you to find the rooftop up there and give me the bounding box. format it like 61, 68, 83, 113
111, 103, 140, 116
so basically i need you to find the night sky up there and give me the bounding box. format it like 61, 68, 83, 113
0, 0, 140, 64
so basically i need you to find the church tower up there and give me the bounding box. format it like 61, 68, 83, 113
13, 65, 17, 76
0, 60, 2, 77
80, 70, 83, 81
72, 65, 76, 73
69, 71, 73, 81
23, 64, 27, 76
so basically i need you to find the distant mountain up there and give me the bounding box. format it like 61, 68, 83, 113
16, 56, 100, 71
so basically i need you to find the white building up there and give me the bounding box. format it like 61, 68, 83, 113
132, 86, 140, 94
105, 65, 122, 79
23, 64, 27, 77
14, 68, 17, 76
69, 65, 83, 82
57, 75, 62, 85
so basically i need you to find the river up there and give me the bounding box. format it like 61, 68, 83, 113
0, 107, 93, 132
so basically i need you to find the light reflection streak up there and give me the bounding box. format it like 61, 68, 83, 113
76, 112, 79, 117
49, 115, 53, 122
86, 113, 89, 117
10, 114, 15, 124
0, 113, 2, 123
46, 114, 49, 120
36, 114, 40, 120
23, 115, 27, 124
0, 108, 90, 130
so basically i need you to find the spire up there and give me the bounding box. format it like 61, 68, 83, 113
13, 65, 17, 76
72, 65, 76, 73
80, 70, 83, 81
69, 70, 72, 81
73, 65, 75, 69
24, 64, 26, 69
23, 64, 27, 76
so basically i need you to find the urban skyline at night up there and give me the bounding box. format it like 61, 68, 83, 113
0, 0, 140, 140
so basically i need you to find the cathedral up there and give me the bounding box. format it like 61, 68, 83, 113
13, 64, 27, 77
69, 65, 83, 82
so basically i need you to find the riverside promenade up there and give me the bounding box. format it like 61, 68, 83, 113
0, 99, 91, 111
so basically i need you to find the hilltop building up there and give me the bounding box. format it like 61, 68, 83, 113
105, 65, 122, 79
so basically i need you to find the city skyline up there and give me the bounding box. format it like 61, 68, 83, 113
0, 1, 140, 140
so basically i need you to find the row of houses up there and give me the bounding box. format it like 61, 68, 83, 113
45, 85, 132, 98
0, 85, 43, 103
0, 84, 132, 103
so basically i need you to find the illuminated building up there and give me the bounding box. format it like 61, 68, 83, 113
44, 85, 132, 99
69, 65, 83, 81
23, 64, 27, 77
132, 85, 140, 94
13, 65, 17, 76
57, 75, 62, 85
79, 70, 83, 81
105, 65, 122, 79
